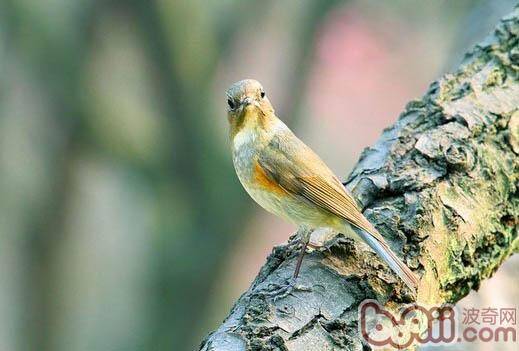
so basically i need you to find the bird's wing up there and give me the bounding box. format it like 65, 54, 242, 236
258, 132, 383, 241
259, 130, 419, 292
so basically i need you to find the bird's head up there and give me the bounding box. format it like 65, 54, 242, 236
226, 79, 274, 137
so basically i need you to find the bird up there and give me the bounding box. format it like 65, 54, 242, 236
226, 79, 418, 292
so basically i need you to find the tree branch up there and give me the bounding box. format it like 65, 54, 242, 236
200, 8, 518, 350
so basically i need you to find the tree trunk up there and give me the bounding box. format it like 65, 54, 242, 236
200, 8, 518, 351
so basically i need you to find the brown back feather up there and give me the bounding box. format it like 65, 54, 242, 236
258, 129, 384, 241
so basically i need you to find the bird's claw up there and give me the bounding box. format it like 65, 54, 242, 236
257, 277, 311, 301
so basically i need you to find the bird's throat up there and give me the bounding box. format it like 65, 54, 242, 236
230, 106, 268, 141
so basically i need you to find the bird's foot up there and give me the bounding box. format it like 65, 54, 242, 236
258, 277, 311, 301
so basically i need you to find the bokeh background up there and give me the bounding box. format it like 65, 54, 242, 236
0, 1, 517, 350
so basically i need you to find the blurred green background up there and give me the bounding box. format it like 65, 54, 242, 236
0, 1, 517, 351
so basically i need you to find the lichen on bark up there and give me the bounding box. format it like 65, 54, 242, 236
200, 8, 518, 351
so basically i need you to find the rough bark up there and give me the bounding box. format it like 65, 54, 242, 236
200, 9, 519, 351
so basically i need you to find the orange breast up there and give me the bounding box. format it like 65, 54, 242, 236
253, 160, 287, 195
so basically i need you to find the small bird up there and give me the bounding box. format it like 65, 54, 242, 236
226, 79, 418, 292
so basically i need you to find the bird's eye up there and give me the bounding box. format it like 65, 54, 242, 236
260, 90, 265, 98
227, 98, 235, 109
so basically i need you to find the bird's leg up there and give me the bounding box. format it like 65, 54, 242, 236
293, 226, 312, 279
257, 227, 313, 300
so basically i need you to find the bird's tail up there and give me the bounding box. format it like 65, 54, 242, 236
355, 227, 419, 293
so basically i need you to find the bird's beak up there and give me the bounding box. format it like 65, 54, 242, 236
241, 96, 259, 108
242, 97, 253, 106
